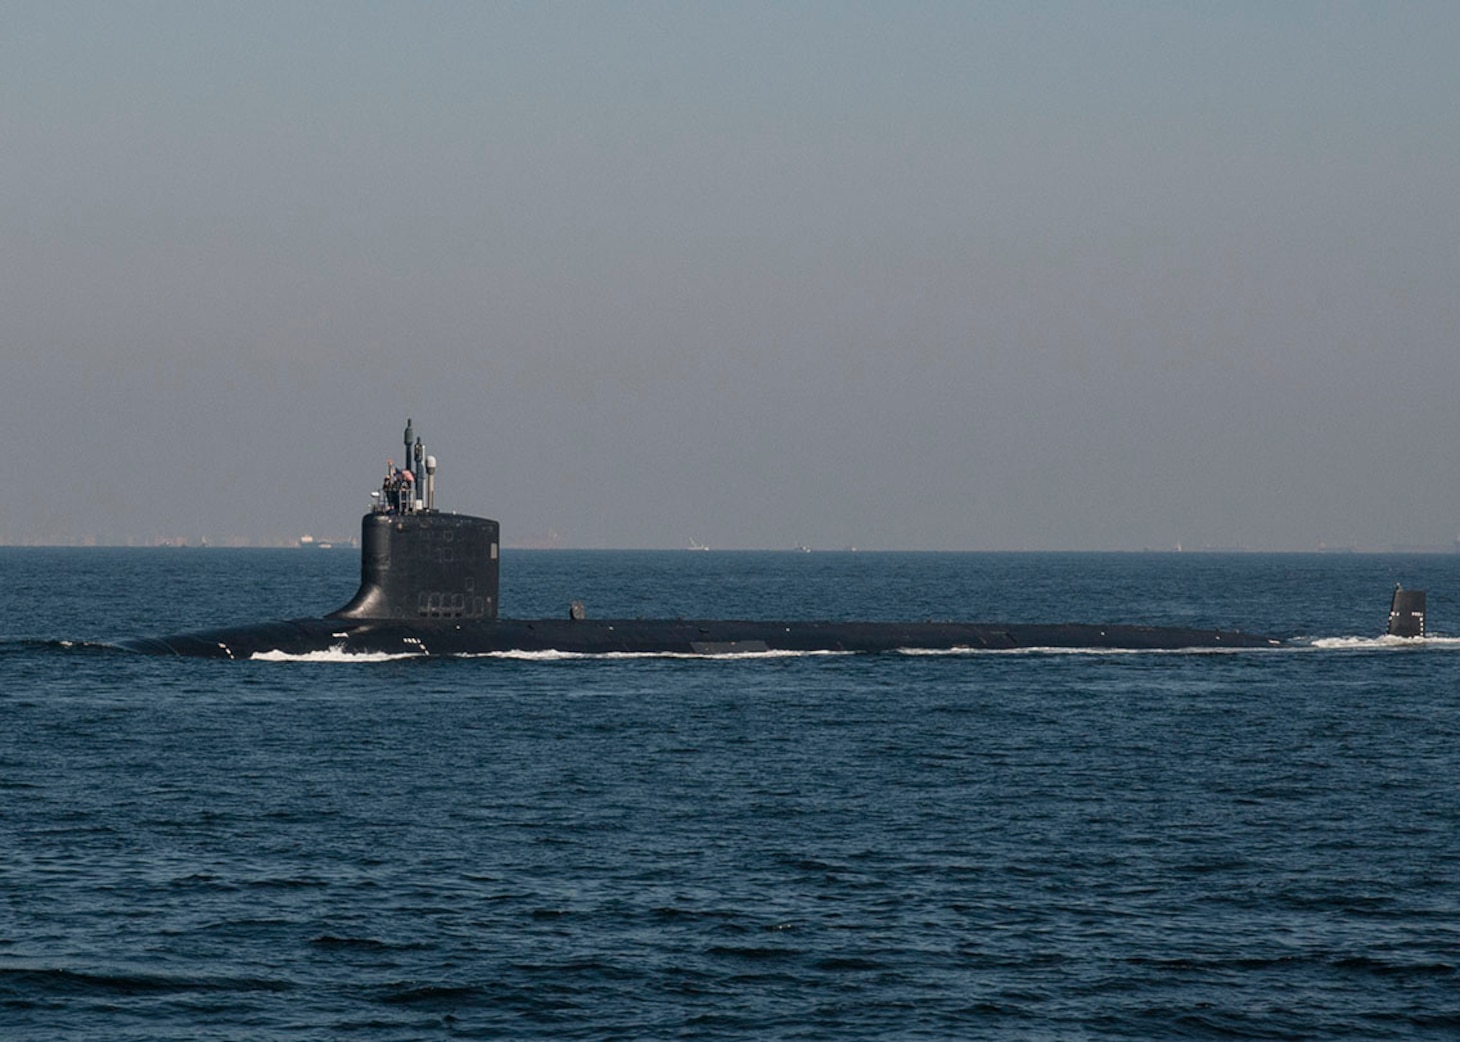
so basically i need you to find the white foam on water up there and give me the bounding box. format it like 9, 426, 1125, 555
1308, 634, 1460, 650
246, 646, 854, 663
250, 645, 425, 663
470, 645, 1279, 660
243, 637, 1460, 662
456, 648, 854, 661
895, 645, 1270, 656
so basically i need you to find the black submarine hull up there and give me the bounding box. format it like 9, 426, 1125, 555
116, 421, 1286, 660
118, 616, 1282, 659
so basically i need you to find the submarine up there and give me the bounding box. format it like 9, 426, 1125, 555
119, 420, 1293, 659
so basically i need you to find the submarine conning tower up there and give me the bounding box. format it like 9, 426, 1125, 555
328, 419, 501, 622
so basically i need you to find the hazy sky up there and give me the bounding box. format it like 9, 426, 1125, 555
4, 1, 1458, 549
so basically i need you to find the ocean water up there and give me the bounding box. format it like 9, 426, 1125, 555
3, 547, 1460, 1040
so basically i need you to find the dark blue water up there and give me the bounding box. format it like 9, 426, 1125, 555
4, 548, 1460, 1039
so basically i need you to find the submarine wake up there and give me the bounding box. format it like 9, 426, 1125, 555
1308, 634, 1460, 650
250, 646, 427, 663
239, 641, 1456, 664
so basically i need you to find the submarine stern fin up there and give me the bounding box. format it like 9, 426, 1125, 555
1387, 586, 1426, 638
